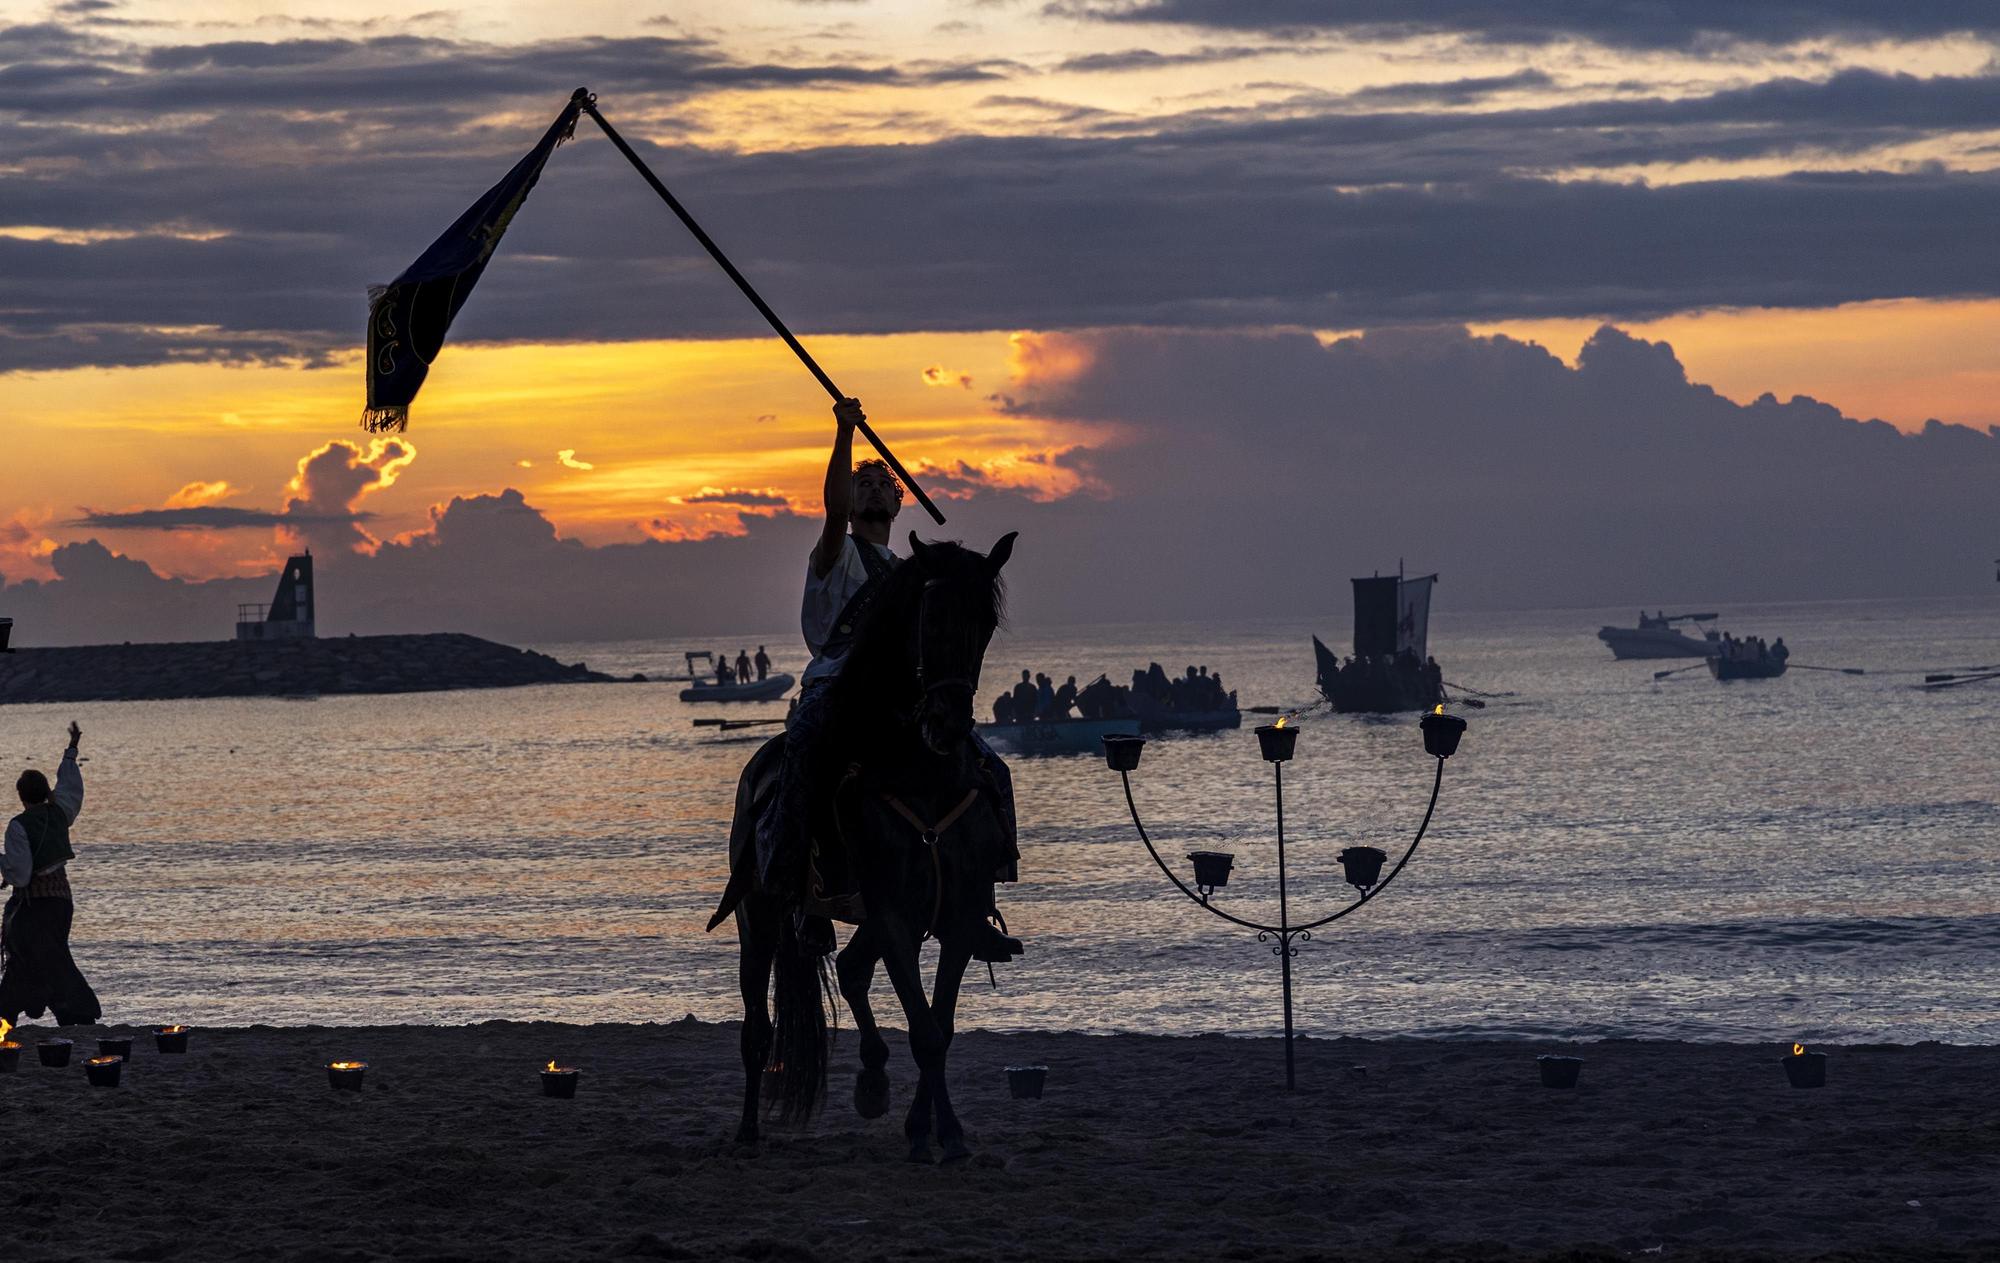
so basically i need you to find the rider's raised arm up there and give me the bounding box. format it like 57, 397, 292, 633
812, 397, 864, 579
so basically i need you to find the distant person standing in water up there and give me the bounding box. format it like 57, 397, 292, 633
1, 722, 102, 1027
754, 645, 771, 681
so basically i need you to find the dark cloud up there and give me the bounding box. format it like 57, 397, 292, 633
677, 488, 793, 507
1053, 43, 1298, 73
992, 324, 2000, 616
8, 324, 1995, 643
1346, 68, 1553, 106
1046, 1, 2000, 51
65, 506, 369, 530
4, 28, 2000, 371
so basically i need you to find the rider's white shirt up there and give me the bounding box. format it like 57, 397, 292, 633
800, 535, 897, 687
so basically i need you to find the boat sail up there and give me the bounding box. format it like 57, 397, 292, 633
1315, 569, 1445, 713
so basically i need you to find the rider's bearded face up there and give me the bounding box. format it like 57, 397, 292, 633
851, 468, 902, 523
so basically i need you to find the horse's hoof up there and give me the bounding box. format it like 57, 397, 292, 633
853, 1067, 891, 1119
939, 1137, 972, 1165
906, 1140, 933, 1165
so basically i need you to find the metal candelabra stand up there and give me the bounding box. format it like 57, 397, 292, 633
1101, 711, 1468, 1089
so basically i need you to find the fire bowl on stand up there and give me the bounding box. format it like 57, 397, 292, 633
85, 1055, 124, 1087
1101, 734, 1146, 772
1255, 722, 1297, 763
1538, 1055, 1584, 1088
1006, 1066, 1048, 1099
1187, 850, 1235, 897
1338, 846, 1388, 891
38, 1039, 72, 1067
541, 1063, 580, 1099
327, 1061, 367, 1091
154, 1026, 190, 1054
0, 1041, 20, 1074
1784, 1046, 1827, 1089
98, 1035, 134, 1060
1421, 709, 1466, 759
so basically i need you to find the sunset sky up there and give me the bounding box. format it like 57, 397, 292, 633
4, 0, 1999, 637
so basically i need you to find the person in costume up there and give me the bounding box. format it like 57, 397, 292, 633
2, 721, 102, 1027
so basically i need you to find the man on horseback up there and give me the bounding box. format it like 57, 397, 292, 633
754, 396, 1022, 964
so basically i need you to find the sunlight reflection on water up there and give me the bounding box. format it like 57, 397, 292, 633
3, 595, 1995, 1041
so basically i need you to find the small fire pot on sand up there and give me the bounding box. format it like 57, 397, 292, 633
541, 1062, 580, 1099
155, 1025, 191, 1054
38, 1039, 73, 1067
85, 1055, 124, 1087
1784, 1044, 1827, 1089
1537, 1055, 1584, 1088
1006, 1065, 1048, 1099
0, 1041, 20, 1074
327, 1061, 368, 1091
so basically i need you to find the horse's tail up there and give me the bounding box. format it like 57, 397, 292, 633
769, 918, 831, 1124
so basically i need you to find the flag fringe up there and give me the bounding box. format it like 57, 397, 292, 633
361, 406, 408, 434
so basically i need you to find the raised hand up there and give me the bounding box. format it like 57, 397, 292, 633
67, 720, 82, 749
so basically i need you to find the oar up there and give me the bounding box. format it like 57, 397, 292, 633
1921, 671, 2000, 690
1788, 663, 1865, 675
692, 717, 786, 727
1653, 663, 1707, 680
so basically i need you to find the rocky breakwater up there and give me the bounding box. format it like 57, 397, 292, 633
0, 634, 611, 704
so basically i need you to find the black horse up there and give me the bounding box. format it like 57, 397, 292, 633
710, 531, 1016, 1162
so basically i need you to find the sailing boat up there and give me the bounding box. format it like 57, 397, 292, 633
1314, 568, 1446, 713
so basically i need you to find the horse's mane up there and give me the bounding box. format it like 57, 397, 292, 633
826, 540, 1006, 731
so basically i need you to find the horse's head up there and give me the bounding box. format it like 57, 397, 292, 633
906, 531, 1015, 755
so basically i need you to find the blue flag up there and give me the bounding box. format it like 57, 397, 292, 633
363, 93, 585, 432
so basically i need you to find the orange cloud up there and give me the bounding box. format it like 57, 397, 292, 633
1007, 330, 1094, 387
165, 479, 237, 508
922, 364, 974, 389
281, 436, 416, 554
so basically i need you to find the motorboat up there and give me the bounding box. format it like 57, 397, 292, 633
1598, 612, 1718, 660
680, 672, 794, 703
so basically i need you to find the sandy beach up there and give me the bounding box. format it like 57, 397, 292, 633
0, 1020, 1992, 1261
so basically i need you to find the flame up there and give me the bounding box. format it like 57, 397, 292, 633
0, 1018, 11, 1043
86, 1055, 121, 1066
329, 1061, 365, 1071
546, 1060, 558, 1073
158, 1025, 186, 1034
1792, 1043, 1806, 1057
1433, 704, 1445, 715
1274, 715, 1288, 729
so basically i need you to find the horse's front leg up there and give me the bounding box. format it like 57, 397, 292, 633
835, 922, 891, 1119
921, 941, 974, 1163
879, 927, 961, 1164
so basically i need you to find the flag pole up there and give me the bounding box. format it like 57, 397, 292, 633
575, 89, 948, 526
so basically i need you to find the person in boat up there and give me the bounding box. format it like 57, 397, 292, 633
755, 397, 1021, 963
754, 646, 771, 682
715, 649, 736, 684
1011, 670, 1037, 725
1035, 673, 1056, 719
1, 721, 102, 1028
1053, 675, 1078, 719
1425, 655, 1443, 699
1771, 637, 1789, 663
736, 649, 753, 685
992, 692, 1016, 725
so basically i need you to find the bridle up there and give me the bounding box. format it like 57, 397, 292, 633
911, 577, 985, 712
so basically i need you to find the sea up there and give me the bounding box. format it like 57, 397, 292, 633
3, 595, 1995, 1044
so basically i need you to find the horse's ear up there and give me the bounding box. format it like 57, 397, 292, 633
907, 530, 929, 562
986, 531, 1018, 575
